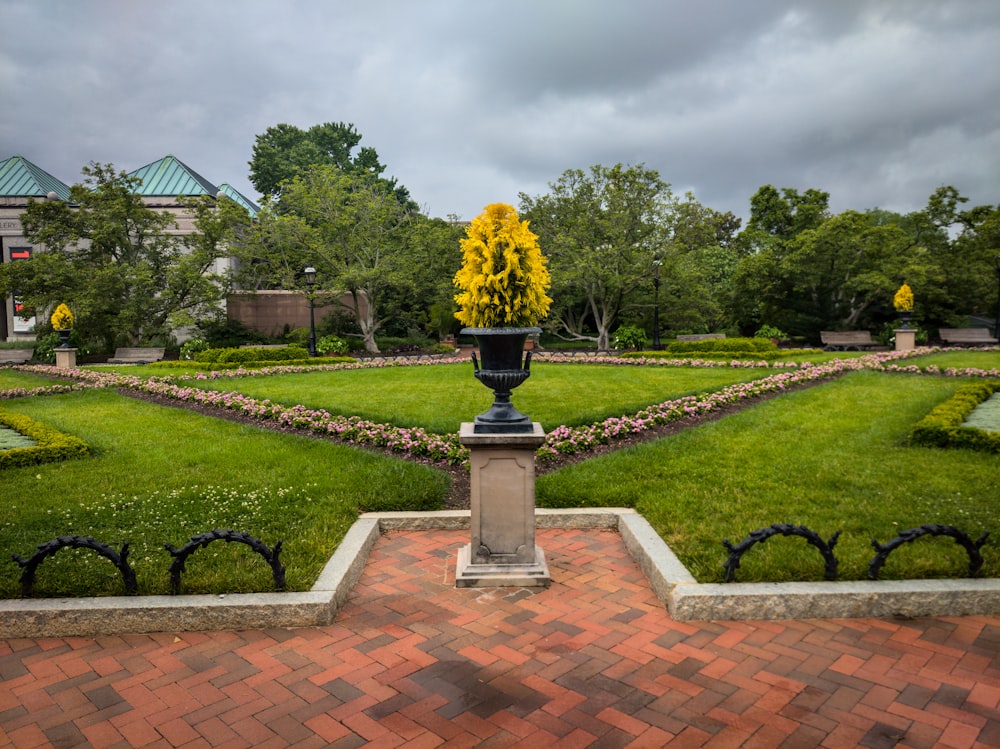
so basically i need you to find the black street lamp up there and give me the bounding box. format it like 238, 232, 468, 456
652, 253, 663, 350
304, 265, 317, 357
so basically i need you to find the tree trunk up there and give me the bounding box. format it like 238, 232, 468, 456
350, 289, 380, 354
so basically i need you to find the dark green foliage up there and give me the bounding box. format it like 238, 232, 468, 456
32, 331, 90, 364
195, 316, 271, 348
0, 409, 89, 469
194, 346, 311, 364
611, 325, 648, 351
666, 337, 778, 355
910, 381, 1000, 453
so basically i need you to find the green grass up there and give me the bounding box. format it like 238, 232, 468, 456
179, 362, 769, 433
537, 370, 999, 583
905, 350, 1000, 370
0, 369, 70, 390
0, 389, 448, 597
3, 357, 999, 597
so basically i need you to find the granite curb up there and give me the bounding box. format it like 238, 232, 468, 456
1, 508, 997, 637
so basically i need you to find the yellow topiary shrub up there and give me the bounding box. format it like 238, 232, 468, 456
50, 303, 74, 330
453, 203, 552, 328
893, 284, 914, 312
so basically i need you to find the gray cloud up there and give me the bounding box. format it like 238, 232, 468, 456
2, 0, 997, 223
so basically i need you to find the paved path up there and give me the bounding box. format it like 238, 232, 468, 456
2, 528, 998, 748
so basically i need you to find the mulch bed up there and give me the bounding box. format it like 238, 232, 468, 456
119, 379, 826, 510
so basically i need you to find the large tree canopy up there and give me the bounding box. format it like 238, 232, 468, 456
231, 165, 420, 353
0, 163, 236, 351
729, 184, 999, 340
520, 163, 673, 351
248, 121, 412, 206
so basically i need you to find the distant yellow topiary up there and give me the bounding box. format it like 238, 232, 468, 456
50, 303, 74, 330
453, 203, 552, 328
893, 284, 914, 312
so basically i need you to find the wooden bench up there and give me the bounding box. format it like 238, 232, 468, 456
675, 333, 726, 342
0, 349, 33, 364
820, 331, 878, 351
939, 328, 998, 346
107, 347, 165, 364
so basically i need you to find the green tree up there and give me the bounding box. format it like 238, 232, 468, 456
399, 216, 465, 338
661, 195, 742, 334
249, 121, 412, 206
232, 166, 416, 353
948, 201, 1000, 332
520, 163, 673, 351
0, 163, 232, 352
781, 210, 924, 335
730, 185, 831, 334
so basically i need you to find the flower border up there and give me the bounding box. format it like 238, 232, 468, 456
6, 347, 999, 466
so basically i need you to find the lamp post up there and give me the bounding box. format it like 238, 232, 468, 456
652, 253, 663, 350
304, 265, 317, 357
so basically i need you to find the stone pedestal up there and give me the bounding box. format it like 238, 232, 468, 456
455, 422, 550, 588
55, 348, 77, 369
895, 329, 915, 352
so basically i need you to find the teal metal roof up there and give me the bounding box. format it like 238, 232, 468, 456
218, 183, 260, 216
0, 155, 71, 200
128, 154, 218, 197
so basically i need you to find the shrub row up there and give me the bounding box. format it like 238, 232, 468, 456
151, 356, 356, 372
666, 337, 778, 355
0, 408, 90, 469
622, 348, 817, 362
194, 345, 311, 364
909, 380, 1000, 453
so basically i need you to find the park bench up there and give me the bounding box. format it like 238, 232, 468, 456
820, 331, 879, 351
107, 347, 165, 364
0, 349, 33, 364
939, 328, 998, 346
675, 333, 726, 342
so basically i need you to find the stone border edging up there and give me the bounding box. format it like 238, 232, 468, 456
2, 508, 997, 638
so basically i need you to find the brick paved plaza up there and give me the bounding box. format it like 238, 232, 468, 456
2, 527, 998, 748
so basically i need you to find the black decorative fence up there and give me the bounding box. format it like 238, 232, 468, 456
722, 523, 991, 583
11, 529, 284, 598
869, 524, 989, 580
12, 536, 138, 597
723, 524, 840, 583
165, 530, 285, 595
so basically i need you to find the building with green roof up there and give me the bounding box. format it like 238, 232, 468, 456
1, 156, 74, 338
1, 153, 258, 341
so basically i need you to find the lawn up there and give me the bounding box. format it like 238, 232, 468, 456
0, 369, 73, 391
903, 349, 1000, 370
536, 369, 999, 582
1, 354, 998, 597
170, 361, 772, 433
0, 389, 447, 597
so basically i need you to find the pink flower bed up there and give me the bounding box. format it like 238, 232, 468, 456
8, 346, 998, 465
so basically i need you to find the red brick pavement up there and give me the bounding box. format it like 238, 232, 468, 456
2, 527, 998, 748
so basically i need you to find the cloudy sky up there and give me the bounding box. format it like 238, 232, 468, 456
2, 0, 998, 223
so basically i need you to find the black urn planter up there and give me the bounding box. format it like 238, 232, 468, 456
57, 329, 71, 348
898, 311, 913, 330
462, 327, 539, 433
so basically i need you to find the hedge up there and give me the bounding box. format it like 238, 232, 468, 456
909, 380, 1000, 453
194, 346, 311, 364
150, 356, 355, 372
0, 408, 90, 469
666, 337, 778, 355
